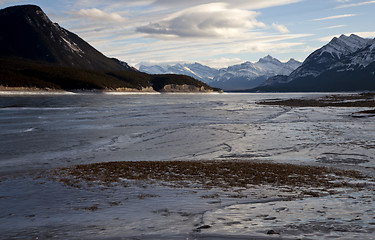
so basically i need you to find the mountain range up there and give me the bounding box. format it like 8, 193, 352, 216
140, 34, 375, 92
1, 5, 374, 92
139, 56, 301, 91
256, 34, 375, 92
0, 5, 215, 92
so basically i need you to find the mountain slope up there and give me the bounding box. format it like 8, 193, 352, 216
0, 5, 130, 71
0, 5, 216, 92
257, 34, 375, 92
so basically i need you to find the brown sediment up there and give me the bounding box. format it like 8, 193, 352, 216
354, 109, 375, 115
351, 108, 375, 118
258, 92, 375, 107
52, 160, 366, 190
358, 109, 375, 114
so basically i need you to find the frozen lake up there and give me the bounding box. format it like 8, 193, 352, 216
1, 92, 374, 175
1, 92, 375, 239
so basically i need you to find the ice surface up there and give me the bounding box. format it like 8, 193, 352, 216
3, 92, 372, 174
201, 190, 375, 239
0, 92, 374, 239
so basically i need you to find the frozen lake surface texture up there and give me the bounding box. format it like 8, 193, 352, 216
0, 92, 374, 239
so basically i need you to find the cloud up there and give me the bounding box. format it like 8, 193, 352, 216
150, 0, 302, 9
351, 32, 375, 38
272, 23, 290, 33
73, 8, 126, 23
50, 0, 310, 66
0, 0, 17, 5
198, 58, 245, 69
137, 3, 266, 39
312, 14, 356, 21
323, 25, 346, 29
337, 0, 375, 8
136, 57, 245, 69
103, 33, 311, 66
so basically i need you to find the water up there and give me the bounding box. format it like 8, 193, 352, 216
0, 92, 374, 176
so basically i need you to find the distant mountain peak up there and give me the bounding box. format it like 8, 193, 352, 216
258, 54, 277, 62
262, 54, 274, 60
257, 55, 283, 66
326, 34, 371, 57
287, 58, 299, 63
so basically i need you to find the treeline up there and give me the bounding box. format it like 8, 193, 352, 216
150, 74, 213, 91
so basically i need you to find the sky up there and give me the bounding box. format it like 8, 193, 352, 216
1, 0, 375, 68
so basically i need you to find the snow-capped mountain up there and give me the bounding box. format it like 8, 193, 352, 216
139, 56, 301, 90
288, 34, 372, 82
139, 62, 219, 83
258, 34, 375, 92
211, 55, 301, 90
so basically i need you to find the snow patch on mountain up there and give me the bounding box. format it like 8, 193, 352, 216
345, 39, 375, 69
319, 34, 371, 59
61, 37, 83, 54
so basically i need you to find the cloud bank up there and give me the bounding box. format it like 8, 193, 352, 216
72, 8, 126, 23
150, 0, 302, 9
136, 3, 265, 39
272, 23, 290, 33
13, 0, 370, 66
312, 14, 356, 21
337, 0, 375, 8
